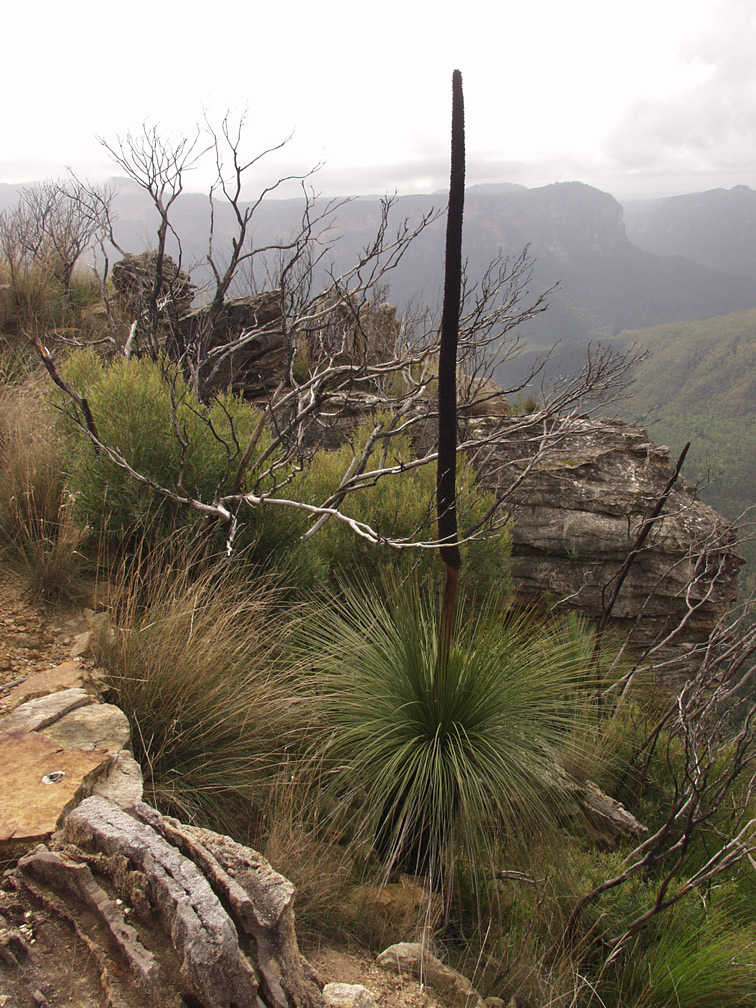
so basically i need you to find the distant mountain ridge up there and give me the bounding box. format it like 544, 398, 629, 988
624, 185, 756, 280
614, 307, 756, 592
4, 177, 756, 360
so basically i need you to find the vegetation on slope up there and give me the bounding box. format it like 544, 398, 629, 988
617, 308, 756, 588
2, 165, 756, 1004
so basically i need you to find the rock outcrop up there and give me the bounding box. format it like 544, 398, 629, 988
0, 657, 327, 1008
111, 251, 195, 338
178, 290, 287, 398
1, 797, 327, 1008
109, 252, 402, 403
475, 415, 741, 675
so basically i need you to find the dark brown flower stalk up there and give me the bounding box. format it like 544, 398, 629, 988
435, 69, 465, 692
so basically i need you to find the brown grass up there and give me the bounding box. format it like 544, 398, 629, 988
93, 540, 308, 836
0, 375, 88, 600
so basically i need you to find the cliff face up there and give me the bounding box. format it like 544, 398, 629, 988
474, 416, 741, 675
467, 181, 628, 264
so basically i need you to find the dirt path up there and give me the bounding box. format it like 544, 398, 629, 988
0, 566, 91, 693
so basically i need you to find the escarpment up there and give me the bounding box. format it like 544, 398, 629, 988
472, 415, 740, 676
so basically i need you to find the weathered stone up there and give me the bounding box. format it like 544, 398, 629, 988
139, 808, 325, 1007
302, 295, 400, 370
0, 688, 134, 859
111, 251, 195, 326
576, 779, 648, 846
42, 703, 131, 753
0, 797, 331, 1007
0, 688, 91, 734
377, 942, 486, 1008
0, 661, 89, 712
0, 731, 112, 857
323, 981, 378, 1008
70, 631, 92, 658
91, 750, 144, 808
65, 797, 261, 1008
18, 847, 161, 989
473, 416, 741, 677
178, 291, 286, 398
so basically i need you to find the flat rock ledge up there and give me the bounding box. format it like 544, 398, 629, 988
0, 664, 139, 864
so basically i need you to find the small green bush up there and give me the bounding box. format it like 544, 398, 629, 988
595, 904, 756, 1008
56, 350, 263, 544
301, 417, 512, 594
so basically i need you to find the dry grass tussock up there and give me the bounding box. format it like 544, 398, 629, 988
93, 542, 309, 836
0, 374, 87, 600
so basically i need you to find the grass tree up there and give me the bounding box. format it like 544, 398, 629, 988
435, 68, 465, 689
306, 73, 606, 900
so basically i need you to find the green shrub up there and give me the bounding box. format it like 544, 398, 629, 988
301, 417, 512, 595
594, 905, 756, 1008
55, 350, 263, 544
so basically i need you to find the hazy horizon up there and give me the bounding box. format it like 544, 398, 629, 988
4, 0, 756, 208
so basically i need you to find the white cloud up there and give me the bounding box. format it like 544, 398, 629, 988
3, 0, 753, 200
603, 0, 756, 179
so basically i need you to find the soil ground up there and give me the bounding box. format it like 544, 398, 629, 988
0, 566, 90, 692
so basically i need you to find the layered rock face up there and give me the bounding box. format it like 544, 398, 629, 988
178, 290, 287, 398
1, 797, 327, 1008
111, 251, 196, 338
475, 416, 741, 674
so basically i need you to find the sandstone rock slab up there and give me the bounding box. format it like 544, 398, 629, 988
0, 731, 112, 857
42, 702, 130, 753
377, 942, 486, 1008
0, 661, 89, 712
0, 687, 90, 734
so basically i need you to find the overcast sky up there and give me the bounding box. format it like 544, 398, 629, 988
4, 0, 755, 201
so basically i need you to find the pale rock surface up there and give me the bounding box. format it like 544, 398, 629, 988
42, 701, 130, 752
92, 749, 144, 807
377, 941, 487, 1008
323, 981, 379, 1008
0, 731, 113, 857
0, 686, 90, 733
0, 660, 89, 711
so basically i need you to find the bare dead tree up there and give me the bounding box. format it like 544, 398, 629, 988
37, 115, 642, 555
0, 180, 107, 296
